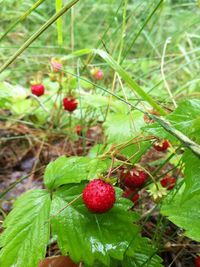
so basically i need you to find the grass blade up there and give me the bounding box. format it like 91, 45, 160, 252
0, 0, 80, 73
56, 0, 63, 45
0, 0, 46, 42
122, 0, 164, 63
65, 48, 167, 115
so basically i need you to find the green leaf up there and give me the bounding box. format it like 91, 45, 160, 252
9, 98, 32, 115
51, 184, 143, 266
161, 150, 200, 242
82, 94, 128, 113
145, 99, 200, 143
122, 237, 163, 267
44, 156, 110, 190
0, 190, 51, 267
104, 111, 145, 144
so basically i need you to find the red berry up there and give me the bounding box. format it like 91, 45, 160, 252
153, 139, 170, 152
93, 69, 103, 80
160, 176, 176, 190
122, 188, 139, 204
75, 125, 82, 135
31, 84, 45, 97
123, 169, 148, 189
195, 256, 200, 267
63, 97, 78, 112
83, 179, 116, 213
143, 109, 159, 124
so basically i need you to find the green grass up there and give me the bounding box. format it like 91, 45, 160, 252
0, 1, 199, 98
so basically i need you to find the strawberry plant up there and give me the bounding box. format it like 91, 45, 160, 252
0, 0, 200, 266
0, 156, 163, 267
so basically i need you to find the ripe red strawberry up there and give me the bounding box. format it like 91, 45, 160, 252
153, 139, 170, 152
63, 97, 78, 112
195, 256, 200, 267
31, 84, 45, 97
122, 188, 139, 204
124, 170, 147, 188
123, 168, 148, 189
83, 179, 116, 213
92, 69, 103, 80
160, 176, 176, 190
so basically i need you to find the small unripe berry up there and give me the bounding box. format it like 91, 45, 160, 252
51, 60, 62, 72
91, 69, 103, 80
75, 125, 82, 135
143, 109, 159, 124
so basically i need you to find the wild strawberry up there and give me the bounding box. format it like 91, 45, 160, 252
160, 175, 176, 190
83, 179, 116, 213
123, 168, 148, 189
31, 84, 45, 97
75, 125, 82, 135
153, 139, 170, 152
143, 109, 159, 124
91, 69, 103, 80
119, 167, 129, 181
195, 256, 200, 267
122, 188, 139, 204
51, 60, 62, 72
63, 97, 78, 112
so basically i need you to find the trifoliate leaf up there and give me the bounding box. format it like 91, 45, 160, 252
44, 156, 110, 190
51, 184, 141, 266
0, 190, 51, 267
161, 150, 200, 241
